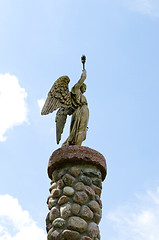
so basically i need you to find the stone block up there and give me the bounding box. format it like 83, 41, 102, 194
82, 237, 92, 240
63, 174, 75, 186
88, 201, 100, 214
74, 182, 85, 191
52, 218, 65, 229
69, 167, 81, 177
63, 186, 74, 196
51, 189, 61, 198
68, 216, 87, 233
61, 230, 80, 240
58, 196, 69, 205
88, 222, 99, 238
80, 205, 93, 220
92, 178, 102, 188
49, 207, 60, 221
72, 204, 81, 215
92, 185, 101, 197
85, 186, 95, 199
73, 191, 88, 204
50, 229, 62, 240
60, 204, 71, 219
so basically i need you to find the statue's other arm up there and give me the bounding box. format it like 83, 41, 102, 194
71, 70, 87, 93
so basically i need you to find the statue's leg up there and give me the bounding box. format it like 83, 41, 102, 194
76, 106, 89, 145
76, 131, 86, 145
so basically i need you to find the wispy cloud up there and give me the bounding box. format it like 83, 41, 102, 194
122, 0, 159, 17
0, 194, 46, 240
107, 187, 159, 239
0, 73, 28, 142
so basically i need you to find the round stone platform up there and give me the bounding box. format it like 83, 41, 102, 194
48, 145, 107, 181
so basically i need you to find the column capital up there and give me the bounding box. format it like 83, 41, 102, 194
48, 146, 107, 181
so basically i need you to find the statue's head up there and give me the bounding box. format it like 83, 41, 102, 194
80, 83, 87, 93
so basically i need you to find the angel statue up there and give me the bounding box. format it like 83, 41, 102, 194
41, 61, 89, 146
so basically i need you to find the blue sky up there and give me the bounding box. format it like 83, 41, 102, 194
0, 0, 159, 239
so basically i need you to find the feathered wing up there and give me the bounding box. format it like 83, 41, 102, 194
41, 76, 72, 115
55, 107, 74, 144
55, 108, 67, 144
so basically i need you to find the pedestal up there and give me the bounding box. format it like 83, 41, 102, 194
46, 146, 107, 240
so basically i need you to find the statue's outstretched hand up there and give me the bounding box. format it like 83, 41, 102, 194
82, 69, 87, 79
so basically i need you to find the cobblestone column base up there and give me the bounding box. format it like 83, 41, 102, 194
46, 146, 107, 240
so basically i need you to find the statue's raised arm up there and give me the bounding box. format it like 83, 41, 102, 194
41, 56, 89, 146
71, 70, 87, 94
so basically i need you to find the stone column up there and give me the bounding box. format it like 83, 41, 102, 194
46, 146, 107, 240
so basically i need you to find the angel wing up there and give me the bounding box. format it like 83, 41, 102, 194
55, 107, 73, 144
41, 75, 74, 144
41, 76, 72, 115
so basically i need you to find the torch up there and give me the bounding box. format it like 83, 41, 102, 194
81, 55, 86, 70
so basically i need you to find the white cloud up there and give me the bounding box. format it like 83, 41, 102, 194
0, 194, 46, 240
122, 0, 159, 17
37, 99, 45, 112
0, 73, 28, 142
107, 187, 159, 240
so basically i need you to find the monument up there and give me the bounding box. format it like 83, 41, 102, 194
42, 56, 107, 240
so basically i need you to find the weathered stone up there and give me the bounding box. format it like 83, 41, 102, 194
47, 195, 53, 204
49, 182, 57, 193
47, 146, 106, 240
63, 186, 75, 196
73, 191, 88, 204
61, 230, 80, 240
99, 200, 102, 209
48, 198, 57, 210
51, 189, 61, 198
68, 216, 87, 233
92, 178, 102, 188
46, 222, 52, 233
57, 179, 64, 189
88, 201, 100, 214
82, 168, 102, 179
85, 186, 95, 199
52, 168, 67, 182
53, 218, 65, 228
60, 204, 71, 219
74, 182, 85, 191
93, 213, 102, 224
80, 205, 93, 220
52, 169, 60, 182
72, 204, 81, 215
95, 195, 102, 208
47, 227, 54, 240
82, 237, 92, 240
63, 174, 75, 186
69, 167, 81, 177
88, 222, 99, 238
95, 195, 100, 204
49, 207, 60, 221
46, 213, 52, 233
79, 175, 92, 186
58, 196, 69, 205
92, 185, 101, 197
50, 229, 62, 240
48, 146, 107, 181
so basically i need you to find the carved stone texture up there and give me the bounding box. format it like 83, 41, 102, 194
46, 146, 106, 240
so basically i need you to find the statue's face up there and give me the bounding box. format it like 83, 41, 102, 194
81, 84, 86, 93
